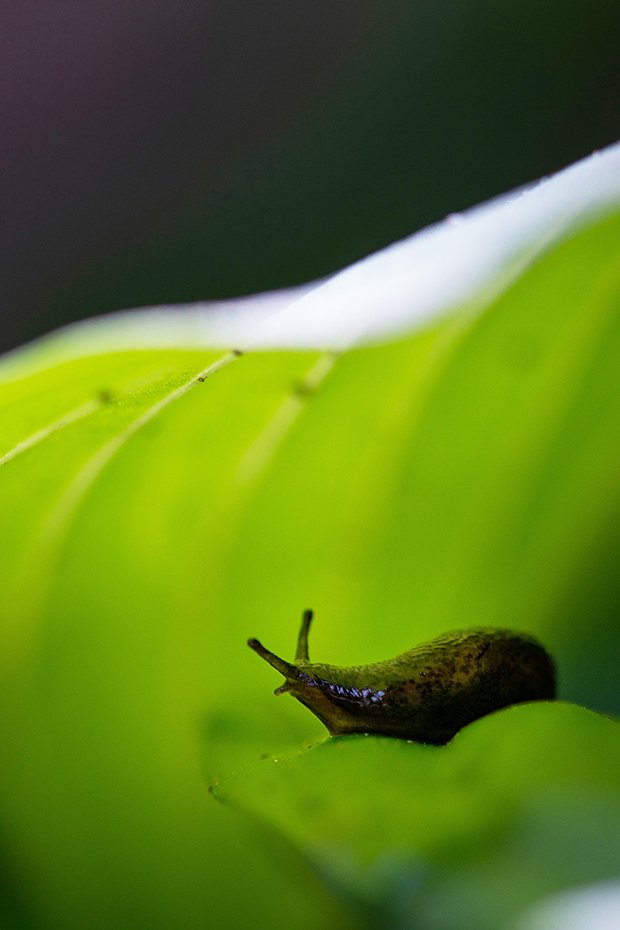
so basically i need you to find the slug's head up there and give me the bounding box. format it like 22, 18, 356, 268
248, 610, 340, 728
247, 608, 314, 692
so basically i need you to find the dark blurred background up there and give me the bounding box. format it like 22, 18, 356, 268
1, 0, 619, 354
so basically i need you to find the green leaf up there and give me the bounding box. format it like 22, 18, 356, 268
1, 149, 620, 930
213, 703, 620, 930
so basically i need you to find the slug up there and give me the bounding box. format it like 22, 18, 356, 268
248, 610, 556, 744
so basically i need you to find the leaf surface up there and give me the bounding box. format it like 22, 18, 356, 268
1, 156, 620, 929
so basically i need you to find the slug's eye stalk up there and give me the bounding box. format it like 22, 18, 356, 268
296, 609, 313, 662
247, 609, 314, 695
246, 638, 298, 678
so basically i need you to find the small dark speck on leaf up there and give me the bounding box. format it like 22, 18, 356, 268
293, 380, 315, 398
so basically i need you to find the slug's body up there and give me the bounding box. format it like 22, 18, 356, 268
248, 611, 556, 744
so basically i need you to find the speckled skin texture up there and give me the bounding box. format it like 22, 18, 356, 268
249, 624, 556, 745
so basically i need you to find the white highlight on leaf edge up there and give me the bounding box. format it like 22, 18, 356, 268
2, 141, 620, 378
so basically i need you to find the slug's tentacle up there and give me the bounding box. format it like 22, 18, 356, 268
247, 638, 299, 681
295, 609, 313, 662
